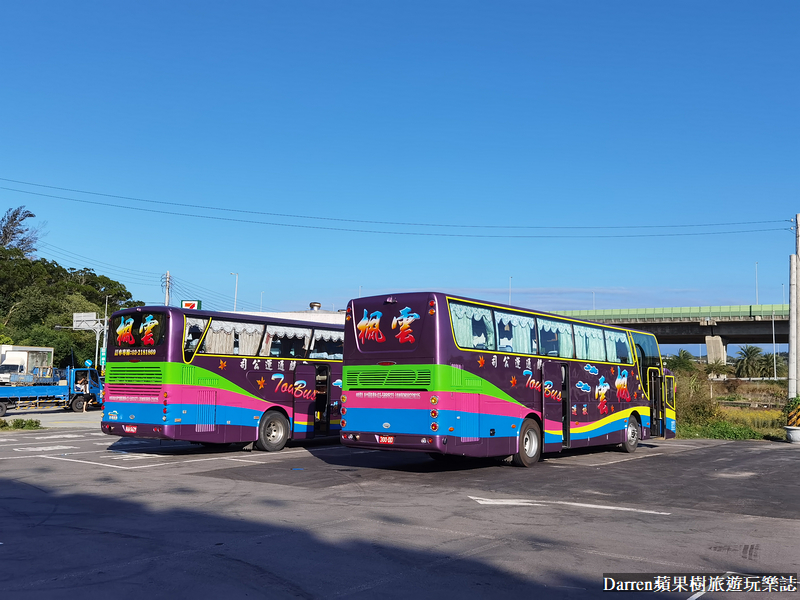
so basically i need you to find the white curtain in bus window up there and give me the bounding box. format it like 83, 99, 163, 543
450, 302, 495, 350
203, 320, 236, 355
494, 310, 536, 354
184, 318, 208, 358
310, 329, 344, 359
235, 322, 264, 356
538, 318, 574, 358
605, 330, 631, 363
264, 325, 312, 358
573, 324, 606, 361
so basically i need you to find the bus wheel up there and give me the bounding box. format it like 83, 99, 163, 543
71, 396, 86, 413
512, 419, 541, 467
256, 411, 290, 452
622, 416, 640, 453
0, 402, 6, 418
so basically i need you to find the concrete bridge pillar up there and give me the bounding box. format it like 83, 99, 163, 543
705, 335, 727, 365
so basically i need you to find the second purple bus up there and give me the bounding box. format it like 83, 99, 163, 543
340, 292, 675, 466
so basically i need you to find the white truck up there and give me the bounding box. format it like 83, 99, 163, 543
0, 345, 55, 385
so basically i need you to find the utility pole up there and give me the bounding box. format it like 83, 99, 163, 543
231, 272, 239, 312
163, 271, 171, 306
755, 262, 759, 304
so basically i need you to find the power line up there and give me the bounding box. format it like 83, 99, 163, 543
1, 185, 790, 239
38, 242, 162, 276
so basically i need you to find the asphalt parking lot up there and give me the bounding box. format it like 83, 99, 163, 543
1, 410, 798, 599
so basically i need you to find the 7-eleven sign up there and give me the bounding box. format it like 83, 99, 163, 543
181, 300, 202, 310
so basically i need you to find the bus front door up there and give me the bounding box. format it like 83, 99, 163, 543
292, 364, 318, 440
648, 368, 664, 438
543, 362, 569, 451
314, 365, 330, 436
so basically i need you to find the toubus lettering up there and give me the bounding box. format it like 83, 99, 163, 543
139, 315, 159, 346
522, 369, 542, 391
357, 310, 386, 343
543, 380, 562, 401
391, 307, 419, 343
271, 373, 317, 400
116, 317, 135, 345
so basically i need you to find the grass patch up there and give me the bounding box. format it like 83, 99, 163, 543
677, 420, 786, 441
0, 418, 42, 430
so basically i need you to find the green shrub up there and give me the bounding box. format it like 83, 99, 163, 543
0, 418, 42, 430
677, 420, 761, 440
704, 420, 760, 440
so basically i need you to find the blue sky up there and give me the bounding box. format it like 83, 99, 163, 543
1, 1, 797, 328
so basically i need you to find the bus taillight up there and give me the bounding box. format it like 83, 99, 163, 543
430, 396, 438, 405
430, 409, 438, 418
430, 423, 439, 432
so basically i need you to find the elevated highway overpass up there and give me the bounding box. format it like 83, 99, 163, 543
555, 304, 788, 362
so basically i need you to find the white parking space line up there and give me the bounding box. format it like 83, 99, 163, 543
33, 434, 86, 440
469, 496, 671, 515
586, 452, 663, 467
14, 445, 79, 452
41, 455, 129, 469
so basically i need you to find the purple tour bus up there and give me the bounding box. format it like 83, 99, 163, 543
101, 306, 344, 450
340, 292, 675, 466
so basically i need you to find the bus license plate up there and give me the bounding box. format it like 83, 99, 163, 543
378, 435, 394, 444
123, 425, 137, 433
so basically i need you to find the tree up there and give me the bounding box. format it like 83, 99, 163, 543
0, 205, 45, 257
665, 348, 695, 373
0, 245, 141, 367
705, 360, 731, 378
734, 345, 765, 378
761, 353, 787, 379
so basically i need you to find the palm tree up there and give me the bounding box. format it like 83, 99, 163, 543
761, 353, 787, 379
705, 360, 730, 378
735, 345, 764, 378
665, 349, 695, 373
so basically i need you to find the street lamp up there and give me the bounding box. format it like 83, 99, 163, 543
230, 272, 239, 312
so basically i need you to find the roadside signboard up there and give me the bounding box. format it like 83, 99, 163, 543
181, 300, 202, 309
73, 312, 101, 331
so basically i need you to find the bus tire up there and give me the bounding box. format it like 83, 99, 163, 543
71, 396, 86, 413
0, 402, 6, 418
512, 419, 541, 467
622, 415, 640, 454
256, 411, 290, 452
